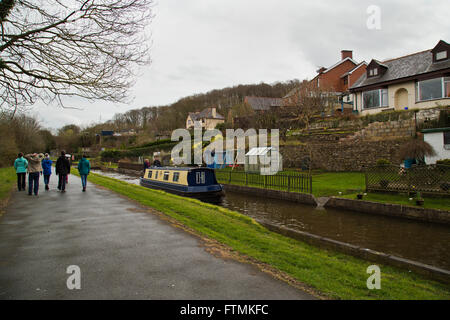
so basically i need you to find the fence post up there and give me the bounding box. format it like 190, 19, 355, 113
264, 175, 267, 188
245, 173, 248, 186
229, 170, 232, 184
287, 176, 291, 192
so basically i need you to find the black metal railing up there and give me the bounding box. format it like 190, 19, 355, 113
365, 164, 450, 195
215, 169, 312, 194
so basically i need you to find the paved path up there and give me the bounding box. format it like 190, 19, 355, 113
0, 169, 314, 299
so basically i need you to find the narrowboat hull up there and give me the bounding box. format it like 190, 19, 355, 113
140, 177, 224, 203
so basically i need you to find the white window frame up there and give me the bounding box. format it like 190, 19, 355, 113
436, 51, 447, 61
362, 88, 388, 109
416, 77, 448, 102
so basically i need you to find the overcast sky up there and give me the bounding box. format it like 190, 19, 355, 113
31, 0, 450, 130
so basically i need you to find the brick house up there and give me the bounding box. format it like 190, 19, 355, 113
283, 50, 366, 112
350, 40, 450, 116
186, 107, 225, 130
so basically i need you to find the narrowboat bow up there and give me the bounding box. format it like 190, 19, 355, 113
140, 167, 224, 202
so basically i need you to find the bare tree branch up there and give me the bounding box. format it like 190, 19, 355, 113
0, 0, 154, 115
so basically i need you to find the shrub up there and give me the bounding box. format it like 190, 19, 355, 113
436, 159, 450, 166
376, 159, 391, 166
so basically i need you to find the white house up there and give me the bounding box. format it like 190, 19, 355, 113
423, 128, 450, 164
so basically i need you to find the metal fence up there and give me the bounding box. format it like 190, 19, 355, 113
215, 169, 312, 194
365, 164, 450, 195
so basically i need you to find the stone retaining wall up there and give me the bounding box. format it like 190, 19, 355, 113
325, 197, 450, 225
222, 184, 317, 206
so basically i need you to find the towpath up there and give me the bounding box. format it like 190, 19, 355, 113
0, 169, 315, 299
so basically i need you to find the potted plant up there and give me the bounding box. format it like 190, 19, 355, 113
356, 188, 364, 200
415, 192, 424, 206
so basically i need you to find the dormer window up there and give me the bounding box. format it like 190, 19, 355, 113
436, 51, 448, 61
431, 40, 450, 63
369, 68, 378, 77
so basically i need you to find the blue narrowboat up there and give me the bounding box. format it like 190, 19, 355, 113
140, 167, 224, 202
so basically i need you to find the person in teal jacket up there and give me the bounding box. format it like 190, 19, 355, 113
77, 155, 91, 192
14, 153, 28, 191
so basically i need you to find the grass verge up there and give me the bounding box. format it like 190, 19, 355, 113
0, 167, 17, 215
342, 192, 450, 211
82, 171, 450, 300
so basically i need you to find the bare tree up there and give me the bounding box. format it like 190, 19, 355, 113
0, 0, 154, 116
281, 79, 335, 171
282, 79, 335, 132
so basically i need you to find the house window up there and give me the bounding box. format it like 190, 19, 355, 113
444, 132, 450, 150
362, 89, 388, 109
416, 77, 449, 101
163, 171, 170, 181
173, 172, 180, 182
436, 51, 448, 61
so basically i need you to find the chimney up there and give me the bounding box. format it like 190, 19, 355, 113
211, 107, 216, 118
341, 50, 353, 60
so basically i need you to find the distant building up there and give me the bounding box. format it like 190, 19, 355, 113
244, 96, 283, 112
186, 107, 225, 130
422, 127, 450, 164
350, 40, 450, 116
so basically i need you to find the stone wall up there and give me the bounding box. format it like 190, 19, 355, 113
281, 138, 408, 171
340, 119, 415, 142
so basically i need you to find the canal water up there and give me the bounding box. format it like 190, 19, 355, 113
92, 170, 450, 270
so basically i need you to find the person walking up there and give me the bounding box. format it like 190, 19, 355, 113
56, 151, 71, 193
13, 153, 28, 191
77, 155, 91, 192
25, 153, 44, 196
41, 153, 53, 191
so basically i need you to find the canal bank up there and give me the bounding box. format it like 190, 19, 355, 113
92, 170, 450, 272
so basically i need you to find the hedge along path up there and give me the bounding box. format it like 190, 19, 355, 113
78, 172, 450, 300
0, 167, 17, 217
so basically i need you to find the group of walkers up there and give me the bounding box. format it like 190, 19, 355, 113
13, 151, 91, 196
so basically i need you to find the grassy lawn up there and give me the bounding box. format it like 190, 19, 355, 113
0, 167, 16, 214
82, 172, 450, 300
311, 172, 365, 197
341, 192, 450, 211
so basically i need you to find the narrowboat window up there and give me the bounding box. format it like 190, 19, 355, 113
155, 171, 158, 179
196, 171, 206, 184
173, 172, 180, 182
163, 171, 170, 181
148, 171, 152, 179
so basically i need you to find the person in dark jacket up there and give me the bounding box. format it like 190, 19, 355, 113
152, 157, 162, 167
77, 155, 91, 192
56, 151, 71, 192
41, 153, 53, 190
13, 153, 28, 191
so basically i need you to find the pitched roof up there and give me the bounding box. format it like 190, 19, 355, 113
321, 57, 359, 74
188, 108, 224, 121
351, 43, 450, 90
245, 96, 282, 111
340, 62, 367, 78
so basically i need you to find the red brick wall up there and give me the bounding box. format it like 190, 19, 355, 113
348, 65, 367, 88
318, 59, 357, 92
